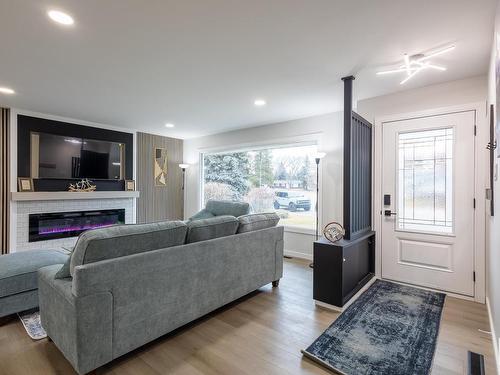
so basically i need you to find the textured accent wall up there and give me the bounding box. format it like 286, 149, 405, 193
136, 132, 183, 223
1, 108, 10, 254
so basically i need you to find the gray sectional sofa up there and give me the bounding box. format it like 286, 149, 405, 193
38, 211, 283, 374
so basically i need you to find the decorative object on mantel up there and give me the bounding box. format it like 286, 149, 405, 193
179, 163, 189, 190
125, 180, 136, 191
18, 177, 34, 192
68, 179, 96, 192
323, 222, 345, 243
154, 147, 168, 186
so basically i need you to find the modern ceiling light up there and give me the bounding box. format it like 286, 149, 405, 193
165, 123, 175, 128
0, 87, 15, 95
47, 10, 74, 25
254, 99, 267, 107
377, 45, 455, 84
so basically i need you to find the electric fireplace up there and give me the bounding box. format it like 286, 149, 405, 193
29, 209, 125, 242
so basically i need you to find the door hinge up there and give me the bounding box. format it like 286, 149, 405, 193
473, 271, 476, 282
473, 198, 476, 209
474, 125, 477, 136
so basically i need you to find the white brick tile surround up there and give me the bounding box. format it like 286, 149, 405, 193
11, 198, 136, 252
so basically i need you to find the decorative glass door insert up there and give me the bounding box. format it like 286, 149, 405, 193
397, 128, 453, 234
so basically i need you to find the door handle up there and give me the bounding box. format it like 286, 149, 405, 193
384, 210, 397, 217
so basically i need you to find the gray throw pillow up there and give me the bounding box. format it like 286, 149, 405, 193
54, 256, 72, 279
188, 209, 216, 221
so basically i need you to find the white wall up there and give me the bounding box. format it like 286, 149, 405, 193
487, 4, 500, 370
357, 75, 487, 122
183, 112, 343, 259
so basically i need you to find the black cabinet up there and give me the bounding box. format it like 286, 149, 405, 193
313, 231, 375, 308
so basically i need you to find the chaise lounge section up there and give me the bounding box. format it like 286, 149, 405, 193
0, 249, 68, 318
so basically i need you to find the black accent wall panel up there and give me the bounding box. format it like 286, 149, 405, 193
17, 115, 133, 191
342, 76, 372, 241
348, 112, 372, 239
1, 108, 10, 254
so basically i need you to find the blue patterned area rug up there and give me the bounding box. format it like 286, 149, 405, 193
302, 280, 445, 375
18, 309, 47, 340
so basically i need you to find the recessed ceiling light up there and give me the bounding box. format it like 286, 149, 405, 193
47, 10, 74, 25
165, 123, 175, 128
254, 99, 266, 107
0, 87, 15, 95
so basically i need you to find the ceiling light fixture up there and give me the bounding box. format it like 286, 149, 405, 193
165, 123, 175, 128
254, 99, 266, 107
0, 87, 15, 95
48, 10, 74, 25
377, 45, 455, 84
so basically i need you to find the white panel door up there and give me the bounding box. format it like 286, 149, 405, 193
381, 111, 475, 296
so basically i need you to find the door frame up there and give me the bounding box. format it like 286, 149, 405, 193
373, 102, 487, 303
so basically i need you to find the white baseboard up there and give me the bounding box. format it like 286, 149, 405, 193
486, 297, 500, 375
284, 250, 312, 261
314, 276, 378, 313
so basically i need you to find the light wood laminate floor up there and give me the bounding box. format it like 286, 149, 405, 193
0, 258, 495, 374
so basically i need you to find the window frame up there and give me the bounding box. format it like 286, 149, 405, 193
199, 139, 322, 235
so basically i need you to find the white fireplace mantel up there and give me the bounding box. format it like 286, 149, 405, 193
11, 191, 140, 201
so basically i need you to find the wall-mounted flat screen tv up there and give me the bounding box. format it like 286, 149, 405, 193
32, 132, 125, 180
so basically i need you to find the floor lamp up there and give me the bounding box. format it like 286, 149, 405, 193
179, 163, 189, 190
179, 164, 189, 219
310, 152, 326, 268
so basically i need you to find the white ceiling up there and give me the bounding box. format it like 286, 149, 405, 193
0, 0, 496, 139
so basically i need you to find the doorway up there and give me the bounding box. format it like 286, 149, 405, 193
379, 110, 476, 296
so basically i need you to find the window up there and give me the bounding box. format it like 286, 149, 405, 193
397, 128, 453, 233
202, 144, 318, 230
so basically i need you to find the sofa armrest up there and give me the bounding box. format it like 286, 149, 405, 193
38, 265, 113, 375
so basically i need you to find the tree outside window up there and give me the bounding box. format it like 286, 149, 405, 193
203, 144, 318, 229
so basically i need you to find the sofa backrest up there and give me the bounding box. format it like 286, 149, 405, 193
69, 221, 187, 276
206, 200, 250, 217
186, 215, 239, 243
237, 212, 280, 234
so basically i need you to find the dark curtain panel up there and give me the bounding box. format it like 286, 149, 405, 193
0, 108, 10, 254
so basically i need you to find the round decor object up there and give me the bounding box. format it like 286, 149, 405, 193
323, 222, 345, 243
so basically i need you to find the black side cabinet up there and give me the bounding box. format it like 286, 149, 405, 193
313, 231, 375, 308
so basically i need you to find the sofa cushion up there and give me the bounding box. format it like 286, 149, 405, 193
69, 221, 187, 277
206, 200, 250, 217
186, 215, 239, 243
237, 213, 280, 234
0, 249, 68, 297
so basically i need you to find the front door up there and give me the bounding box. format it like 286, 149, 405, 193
381, 111, 475, 296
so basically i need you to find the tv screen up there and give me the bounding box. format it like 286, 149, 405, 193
34, 132, 124, 180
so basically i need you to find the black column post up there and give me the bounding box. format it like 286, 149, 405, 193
341, 75, 355, 241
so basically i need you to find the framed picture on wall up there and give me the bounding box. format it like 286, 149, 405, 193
154, 148, 168, 186
125, 180, 136, 191
18, 177, 34, 192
